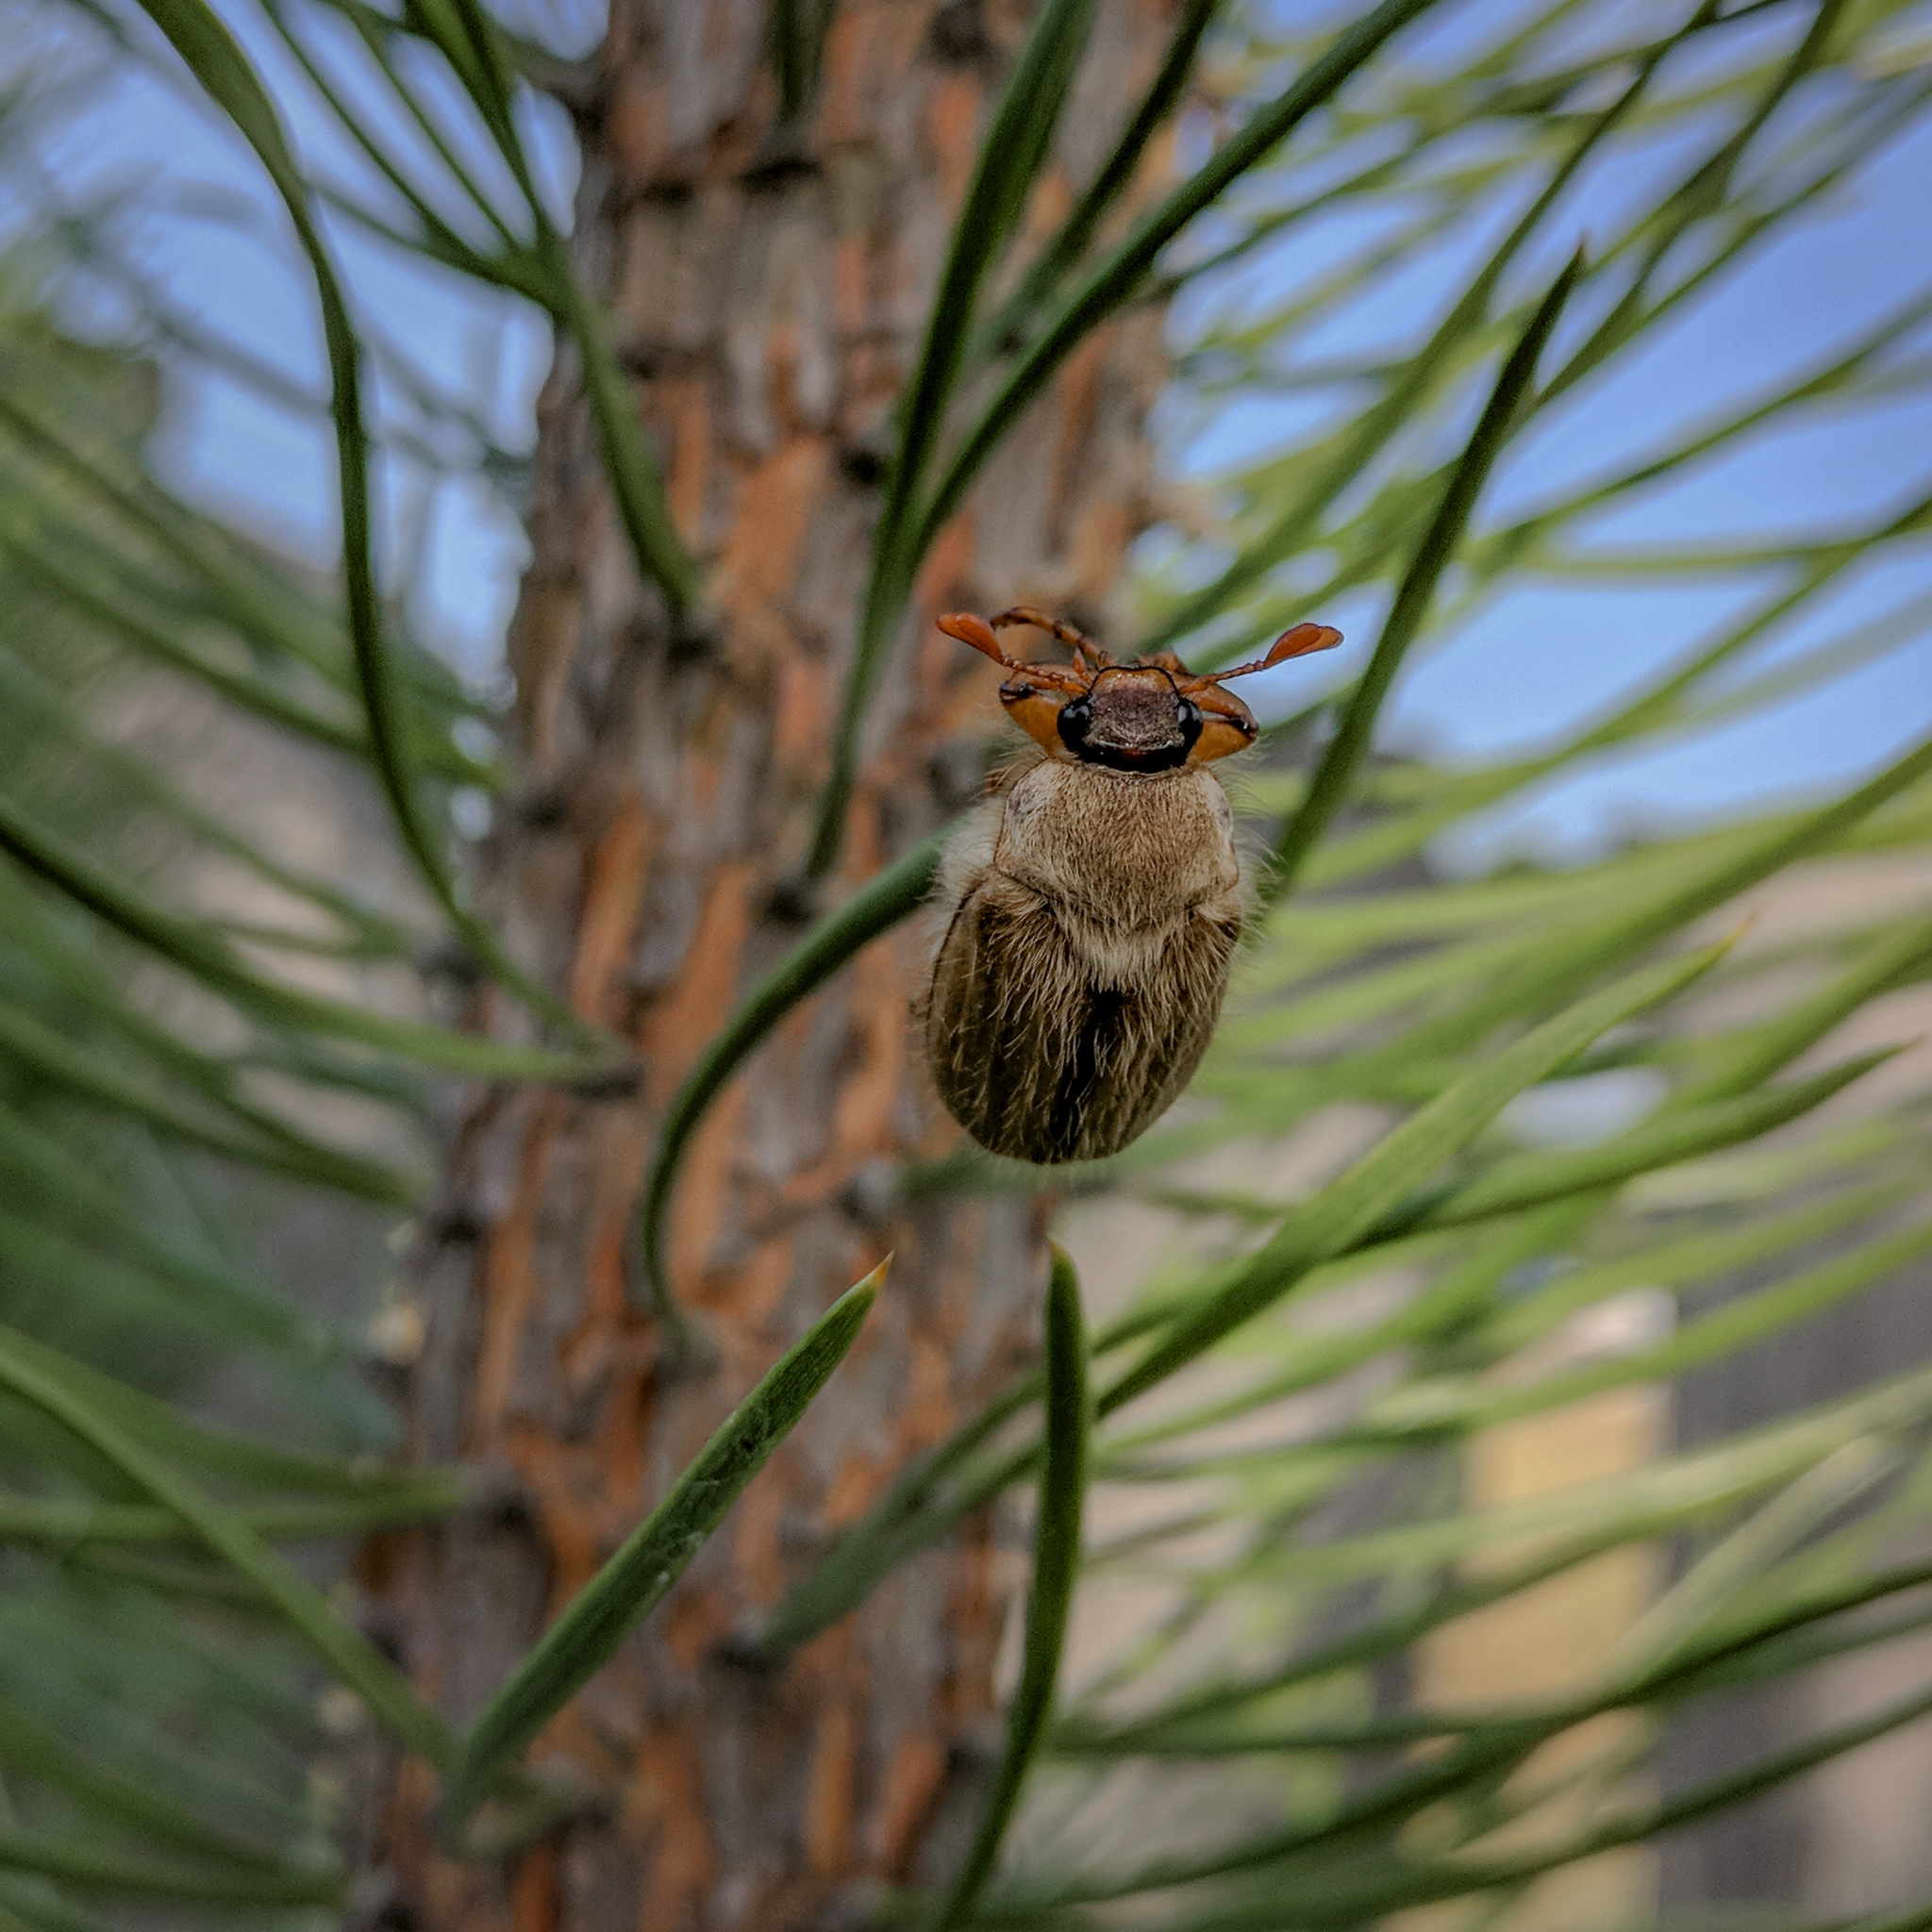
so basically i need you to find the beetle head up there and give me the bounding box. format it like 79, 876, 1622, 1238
938, 607, 1342, 771
1057, 666, 1200, 772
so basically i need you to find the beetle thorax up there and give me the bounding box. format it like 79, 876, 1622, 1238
992, 758, 1240, 945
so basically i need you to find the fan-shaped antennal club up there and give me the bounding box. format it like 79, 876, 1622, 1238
938, 611, 1016, 667
1208, 622, 1344, 683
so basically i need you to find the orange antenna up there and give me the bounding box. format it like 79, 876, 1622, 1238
938, 611, 1097, 693
1202, 623, 1343, 685
938, 611, 1019, 668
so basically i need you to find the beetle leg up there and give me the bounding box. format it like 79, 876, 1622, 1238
1186, 682, 1261, 765
997, 670, 1080, 758
990, 605, 1116, 669
1132, 647, 1191, 675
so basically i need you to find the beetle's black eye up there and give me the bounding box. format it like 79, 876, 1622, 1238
1177, 697, 1204, 754
1057, 698, 1093, 755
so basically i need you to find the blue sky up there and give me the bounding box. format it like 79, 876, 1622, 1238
5, 0, 1929, 869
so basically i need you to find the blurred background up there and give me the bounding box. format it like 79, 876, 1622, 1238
8, 0, 1930, 845
1, 0, 1930, 1922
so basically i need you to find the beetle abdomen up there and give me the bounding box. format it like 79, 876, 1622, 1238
925, 872, 1241, 1165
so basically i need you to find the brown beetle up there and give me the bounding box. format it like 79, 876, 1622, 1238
923, 605, 1342, 1164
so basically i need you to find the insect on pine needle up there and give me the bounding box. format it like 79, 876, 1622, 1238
923, 606, 1341, 1166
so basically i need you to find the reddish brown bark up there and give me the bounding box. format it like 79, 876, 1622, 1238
351, 4, 1176, 1924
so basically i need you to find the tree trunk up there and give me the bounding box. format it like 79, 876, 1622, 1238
349, 3, 1174, 1923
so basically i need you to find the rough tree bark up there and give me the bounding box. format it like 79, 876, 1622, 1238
349, 3, 1175, 1924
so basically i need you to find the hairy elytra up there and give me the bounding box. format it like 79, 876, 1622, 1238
923, 607, 1341, 1165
